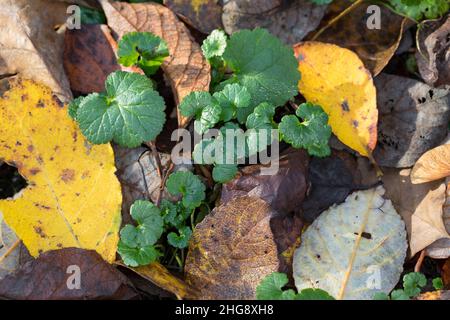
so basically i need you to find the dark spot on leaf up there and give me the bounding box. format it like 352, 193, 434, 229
29, 167, 40, 175
52, 94, 64, 108
36, 99, 45, 108
361, 232, 372, 239
15, 141, 22, 146
341, 100, 350, 111
61, 169, 75, 183
27, 145, 34, 152
352, 120, 359, 128
33, 226, 47, 238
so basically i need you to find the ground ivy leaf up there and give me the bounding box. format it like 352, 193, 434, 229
167, 226, 193, 249
76, 71, 166, 147
166, 172, 206, 209
403, 272, 426, 297
373, 292, 390, 300
179, 91, 214, 118
160, 200, 191, 229
279, 102, 331, 157
213, 83, 251, 122
193, 139, 216, 165
295, 288, 335, 300
390, 289, 410, 300
68, 96, 84, 120
432, 277, 444, 290
256, 272, 296, 300
212, 164, 238, 183
246, 102, 276, 130
194, 102, 222, 134
129, 200, 164, 247
201, 29, 227, 60
117, 241, 162, 267
222, 28, 300, 109
118, 31, 169, 75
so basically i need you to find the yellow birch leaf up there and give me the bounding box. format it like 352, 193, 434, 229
0, 79, 122, 262
294, 42, 378, 157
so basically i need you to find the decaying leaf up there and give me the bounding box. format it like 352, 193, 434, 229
416, 290, 450, 300
0, 0, 72, 102
0, 212, 19, 279
382, 168, 449, 257
313, 1, 408, 76
411, 139, 450, 184
0, 248, 137, 300
99, 0, 211, 127
373, 74, 450, 168
294, 42, 378, 157
220, 149, 309, 214
293, 186, 407, 300
185, 197, 284, 299
64, 24, 121, 94
164, 0, 223, 34
222, 0, 327, 45
416, 15, 450, 88
0, 79, 122, 262
117, 261, 199, 300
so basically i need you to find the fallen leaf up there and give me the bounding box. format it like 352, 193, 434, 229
416, 290, 450, 300
313, 1, 408, 76
411, 139, 450, 184
185, 196, 283, 299
0, 79, 122, 262
443, 258, 450, 288
294, 42, 378, 157
0, 211, 19, 279
64, 24, 121, 94
117, 261, 199, 299
0, 248, 137, 300
382, 168, 449, 257
416, 15, 450, 88
293, 186, 407, 300
164, 0, 223, 34
220, 149, 309, 214
99, 0, 211, 127
222, 0, 327, 45
0, 0, 72, 102
373, 73, 450, 168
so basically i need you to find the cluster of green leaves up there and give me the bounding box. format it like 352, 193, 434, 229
118, 171, 206, 267
374, 272, 444, 300
388, 0, 449, 21
69, 32, 168, 148
185, 28, 331, 183
256, 272, 335, 300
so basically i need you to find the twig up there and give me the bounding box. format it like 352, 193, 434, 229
414, 250, 426, 273
147, 141, 163, 179
0, 239, 20, 264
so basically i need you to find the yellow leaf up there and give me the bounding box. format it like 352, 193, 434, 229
0, 79, 122, 262
294, 41, 378, 157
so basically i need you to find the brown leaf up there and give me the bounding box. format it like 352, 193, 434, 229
416, 290, 450, 300
312, 0, 408, 76
373, 73, 450, 168
64, 25, 121, 94
416, 15, 450, 88
382, 168, 449, 257
0, 0, 72, 102
411, 140, 450, 184
164, 0, 223, 34
116, 261, 199, 300
99, 0, 211, 127
0, 248, 138, 300
443, 258, 450, 289
220, 149, 309, 214
222, 0, 327, 45
185, 196, 297, 299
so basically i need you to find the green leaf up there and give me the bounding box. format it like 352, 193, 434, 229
279, 102, 331, 157
373, 292, 390, 300
80, 6, 106, 25
194, 102, 222, 134
117, 32, 169, 75
389, 0, 449, 21
432, 277, 444, 290
309, 0, 333, 4
403, 272, 426, 297
68, 96, 84, 120
193, 138, 216, 165
212, 164, 238, 183
160, 199, 191, 229
201, 29, 227, 60
167, 226, 193, 249
76, 71, 166, 147
256, 272, 296, 300
295, 288, 335, 300
179, 91, 215, 115
222, 28, 300, 110
213, 83, 251, 122
166, 171, 206, 209
390, 289, 410, 300
117, 241, 162, 267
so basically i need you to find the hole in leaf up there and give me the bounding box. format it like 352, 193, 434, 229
0, 163, 27, 200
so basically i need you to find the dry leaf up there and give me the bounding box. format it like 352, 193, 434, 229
294, 42, 378, 157
222, 0, 327, 45
185, 197, 282, 299
382, 168, 449, 257
0, 79, 122, 262
411, 141, 450, 184
0, 248, 137, 300
99, 0, 211, 127
0, 0, 72, 102
373, 74, 450, 168
416, 290, 450, 300
293, 186, 407, 300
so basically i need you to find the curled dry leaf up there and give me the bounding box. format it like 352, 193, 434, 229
0, 248, 137, 300
373, 74, 450, 168
411, 138, 450, 184
222, 0, 327, 45
416, 15, 450, 88
164, 0, 223, 34
293, 186, 407, 300
382, 168, 449, 257
294, 42, 378, 157
185, 196, 299, 299
220, 149, 309, 214
99, 0, 211, 127
0, 79, 122, 262
0, 0, 72, 102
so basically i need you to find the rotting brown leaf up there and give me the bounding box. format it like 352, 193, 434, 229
0, 0, 73, 102
99, 0, 211, 127
373, 73, 450, 168
222, 0, 327, 45
411, 142, 450, 184
0, 248, 138, 300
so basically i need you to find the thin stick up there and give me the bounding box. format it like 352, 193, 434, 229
414, 250, 426, 273
0, 239, 20, 264
147, 142, 163, 179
